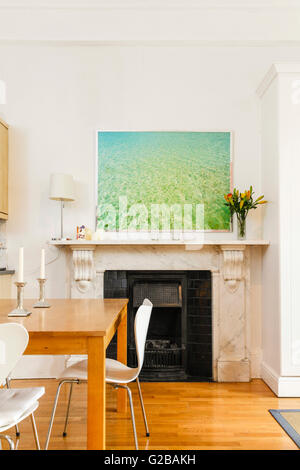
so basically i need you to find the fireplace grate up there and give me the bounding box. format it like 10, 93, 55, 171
133, 282, 182, 307
129, 340, 183, 369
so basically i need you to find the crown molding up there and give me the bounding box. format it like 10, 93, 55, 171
257, 63, 300, 97
0, 0, 300, 10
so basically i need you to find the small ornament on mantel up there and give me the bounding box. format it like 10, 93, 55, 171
76, 225, 92, 240
76, 225, 86, 239
85, 228, 92, 240
92, 228, 107, 241
224, 187, 267, 240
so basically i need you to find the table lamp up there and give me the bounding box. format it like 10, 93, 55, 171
49, 173, 75, 240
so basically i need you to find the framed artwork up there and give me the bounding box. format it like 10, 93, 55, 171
96, 131, 232, 232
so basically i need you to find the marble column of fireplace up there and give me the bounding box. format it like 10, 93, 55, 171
53, 240, 268, 382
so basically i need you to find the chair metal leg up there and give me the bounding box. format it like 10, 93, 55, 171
15, 436, 20, 450
44, 379, 78, 450
114, 384, 138, 450
127, 386, 138, 450
5, 378, 20, 437
136, 377, 150, 437
63, 382, 74, 437
0, 434, 15, 450
30, 413, 41, 450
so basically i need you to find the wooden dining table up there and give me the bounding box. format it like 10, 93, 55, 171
0, 298, 128, 450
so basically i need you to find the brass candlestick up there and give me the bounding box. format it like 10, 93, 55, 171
33, 278, 51, 308
8, 282, 31, 317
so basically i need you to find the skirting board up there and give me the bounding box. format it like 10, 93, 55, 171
261, 361, 300, 397
10, 356, 66, 379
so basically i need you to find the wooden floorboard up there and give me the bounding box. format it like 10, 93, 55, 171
1, 379, 299, 450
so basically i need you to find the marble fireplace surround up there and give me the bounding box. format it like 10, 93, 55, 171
50, 239, 269, 382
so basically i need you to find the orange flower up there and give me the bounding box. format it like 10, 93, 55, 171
224, 193, 233, 203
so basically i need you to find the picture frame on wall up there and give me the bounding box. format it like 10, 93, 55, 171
96, 130, 233, 236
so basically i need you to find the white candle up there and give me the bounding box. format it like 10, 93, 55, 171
18, 247, 24, 283
40, 248, 45, 279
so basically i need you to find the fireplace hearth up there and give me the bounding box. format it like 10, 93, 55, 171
104, 270, 212, 382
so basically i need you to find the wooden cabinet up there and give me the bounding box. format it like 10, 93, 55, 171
0, 119, 8, 219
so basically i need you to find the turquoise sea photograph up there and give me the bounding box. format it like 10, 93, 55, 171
97, 131, 232, 231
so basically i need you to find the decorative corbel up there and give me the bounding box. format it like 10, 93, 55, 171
71, 246, 96, 294
220, 245, 245, 292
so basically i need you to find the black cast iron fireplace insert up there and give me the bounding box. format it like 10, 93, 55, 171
128, 272, 187, 380
104, 270, 212, 382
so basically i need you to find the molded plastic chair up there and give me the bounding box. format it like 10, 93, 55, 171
0, 323, 44, 450
45, 299, 153, 450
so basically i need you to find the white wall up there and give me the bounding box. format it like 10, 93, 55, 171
2, 43, 300, 293
1, 43, 299, 376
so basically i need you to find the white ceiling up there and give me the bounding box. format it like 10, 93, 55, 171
0, 0, 299, 43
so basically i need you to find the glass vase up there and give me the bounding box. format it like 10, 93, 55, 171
237, 216, 246, 240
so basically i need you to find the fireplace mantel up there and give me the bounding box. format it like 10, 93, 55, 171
49, 239, 269, 247
52, 239, 269, 383
50, 238, 268, 289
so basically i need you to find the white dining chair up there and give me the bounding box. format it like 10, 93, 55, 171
0, 322, 45, 450
45, 299, 153, 450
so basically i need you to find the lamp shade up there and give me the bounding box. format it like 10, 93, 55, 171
49, 173, 75, 201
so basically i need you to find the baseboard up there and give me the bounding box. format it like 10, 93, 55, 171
261, 361, 300, 397
11, 355, 86, 379
10, 355, 66, 379
261, 362, 279, 395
